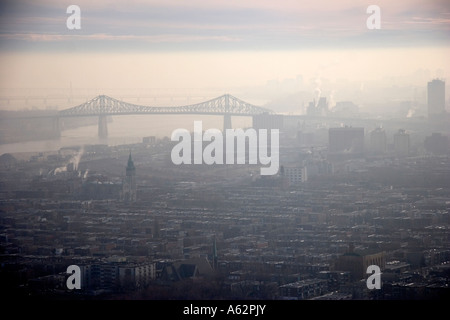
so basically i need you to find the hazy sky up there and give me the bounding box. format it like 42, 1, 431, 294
0, 0, 449, 109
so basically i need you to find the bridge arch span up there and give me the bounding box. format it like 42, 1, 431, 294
57, 94, 274, 138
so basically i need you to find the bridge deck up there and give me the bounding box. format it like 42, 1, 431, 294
57, 94, 274, 117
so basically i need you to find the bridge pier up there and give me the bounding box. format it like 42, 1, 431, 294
223, 114, 232, 131
98, 115, 108, 139
53, 117, 61, 138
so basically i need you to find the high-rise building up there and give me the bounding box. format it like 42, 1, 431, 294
80, 262, 156, 291
333, 244, 385, 282
427, 79, 446, 119
281, 165, 308, 185
122, 152, 137, 202
369, 127, 386, 155
424, 133, 450, 155
328, 127, 364, 155
252, 114, 284, 130
394, 129, 410, 157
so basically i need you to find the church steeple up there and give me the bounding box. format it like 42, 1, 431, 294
122, 151, 137, 202
127, 151, 135, 172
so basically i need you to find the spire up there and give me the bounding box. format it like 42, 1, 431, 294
123, 151, 137, 203
212, 235, 218, 270
127, 151, 135, 171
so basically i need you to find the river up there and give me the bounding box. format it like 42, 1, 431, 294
0, 114, 252, 155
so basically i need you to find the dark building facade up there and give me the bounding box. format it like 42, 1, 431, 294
369, 127, 387, 155
427, 79, 446, 120
328, 127, 364, 155
394, 129, 410, 157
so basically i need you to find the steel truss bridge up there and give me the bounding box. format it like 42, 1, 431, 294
55, 94, 274, 138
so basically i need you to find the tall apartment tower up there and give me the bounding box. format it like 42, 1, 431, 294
427, 79, 445, 119
394, 129, 410, 157
122, 152, 137, 202
328, 127, 364, 154
369, 127, 387, 155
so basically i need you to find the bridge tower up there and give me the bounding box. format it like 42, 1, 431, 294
98, 115, 108, 139
223, 94, 232, 131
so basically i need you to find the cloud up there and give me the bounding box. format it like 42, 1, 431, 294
408, 16, 450, 26
0, 33, 242, 44
0, 0, 449, 52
